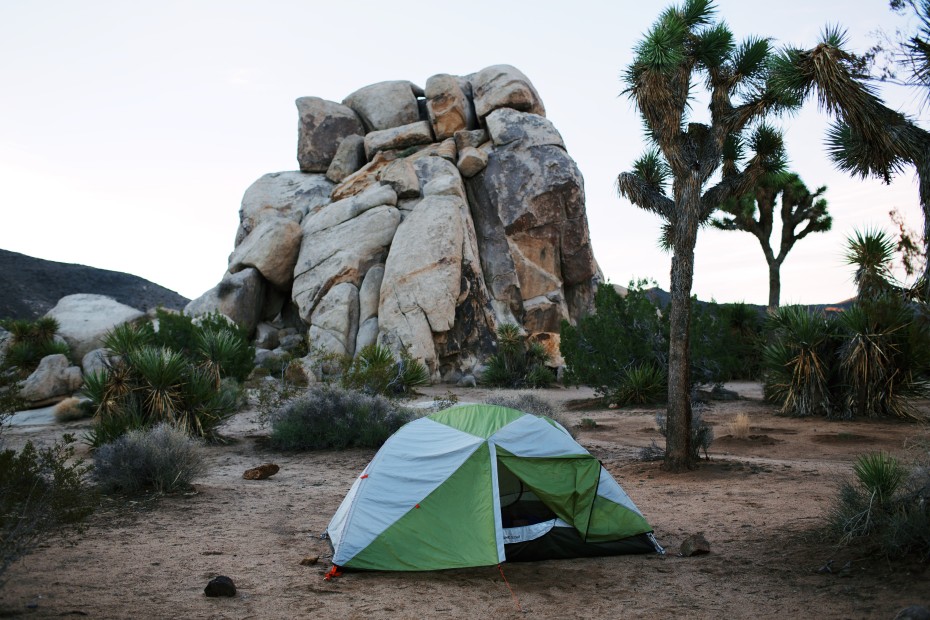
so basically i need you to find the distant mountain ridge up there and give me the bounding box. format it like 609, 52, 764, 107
0, 249, 189, 320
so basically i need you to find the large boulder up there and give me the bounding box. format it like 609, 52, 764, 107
46, 294, 145, 360
308, 282, 359, 358
326, 135, 366, 183
292, 184, 401, 323
19, 354, 83, 406
379, 162, 496, 373
235, 172, 333, 246
469, 64, 545, 121
185, 268, 265, 335
228, 217, 303, 290
296, 97, 364, 173
364, 121, 434, 160
425, 74, 473, 140
343, 81, 422, 132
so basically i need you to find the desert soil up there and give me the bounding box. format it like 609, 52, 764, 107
1, 382, 928, 619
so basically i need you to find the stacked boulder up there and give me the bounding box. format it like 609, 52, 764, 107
188, 64, 600, 380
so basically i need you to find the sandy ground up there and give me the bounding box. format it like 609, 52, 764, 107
1, 382, 928, 619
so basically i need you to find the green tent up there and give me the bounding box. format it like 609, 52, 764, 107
325, 404, 662, 570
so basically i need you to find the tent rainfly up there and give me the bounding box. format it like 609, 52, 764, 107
324, 404, 663, 571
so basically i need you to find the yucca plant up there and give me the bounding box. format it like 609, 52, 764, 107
195, 328, 248, 388
762, 305, 839, 416
128, 347, 187, 421
483, 324, 553, 388
1, 316, 70, 375
101, 322, 155, 357
838, 303, 925, 419
338, 344, 430, 397
855, 452, 905, 506
612, 363, 667, 406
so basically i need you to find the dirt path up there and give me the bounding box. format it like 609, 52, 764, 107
1, 383, 927, 619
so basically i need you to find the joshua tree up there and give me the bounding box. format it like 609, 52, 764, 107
617, 0, 797, 471
712, 171, 832, 309
771, 26, 930, 299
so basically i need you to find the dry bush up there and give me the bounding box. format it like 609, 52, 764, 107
728, 412, 751, 439
53, 397, 94, 422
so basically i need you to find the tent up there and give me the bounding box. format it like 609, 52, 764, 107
324, 404, 663, 571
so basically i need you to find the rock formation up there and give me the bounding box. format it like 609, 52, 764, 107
187, 64, 600, 380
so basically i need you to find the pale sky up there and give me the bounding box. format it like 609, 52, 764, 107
1, 0, 927, 305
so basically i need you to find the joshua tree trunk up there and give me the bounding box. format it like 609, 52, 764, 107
665, 184, 699, 472
919, 155, 930, 301
767, 259, 782, 311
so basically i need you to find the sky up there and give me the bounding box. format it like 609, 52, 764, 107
1, 0, 927, 306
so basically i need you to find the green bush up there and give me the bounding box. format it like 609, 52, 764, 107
830, 448, 930, 561
611, 363, 667, 406
762, 299, 930, 419
560, 281, 758, 404
0, 435, 96, 585
0, 317, 70, 375
83, 344, 240, 447
762, 305, 841, 417
153, 309, 254, 382
268, 384, 413, 450
93, 423, 207, 495
482, 324, 554, 388
340, 344, 430, 397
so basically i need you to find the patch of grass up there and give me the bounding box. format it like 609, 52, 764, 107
93, 423, 207, 495
579, 418, 598, 430
268, 385, 413, 450
53, 397, 95, 422
727, 412, 751, 440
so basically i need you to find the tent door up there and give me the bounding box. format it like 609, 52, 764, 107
497, 460, 558, 528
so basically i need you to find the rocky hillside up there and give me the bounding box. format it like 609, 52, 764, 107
0, 249, 188, 320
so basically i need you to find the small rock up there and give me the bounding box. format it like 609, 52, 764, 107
299, 556, 320, 566
679, 533, 711, 557
456, 374, 477, 388
243, 463, 280, 480
204, 575, 236, 597
895, 606, 930, 620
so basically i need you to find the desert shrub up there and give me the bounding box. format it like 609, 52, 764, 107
837, 300, 930, 420
829, 448, 930, 561
0, 317, 70, 375
268, 384, 413, 450
484, 393, 576, 439
83, 347, 239, 447
611, 363, 666, 406
482, 325, 554, 388
93, 423, 207, 495
153, 309, 254, 382
727, 412, 751, 440
0, 435, 96, 585
762, 305, 841, 417
560, 282, 756, 405
322, 343, 430, 397
763, 300, 930, 420
53, 397, 95, 422
654, 405, 714, 460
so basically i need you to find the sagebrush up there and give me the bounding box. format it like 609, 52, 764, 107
268, 384, 413, 450
93, 423, 207, 495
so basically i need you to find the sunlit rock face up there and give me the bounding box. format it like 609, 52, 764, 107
193, 65, 600, 379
